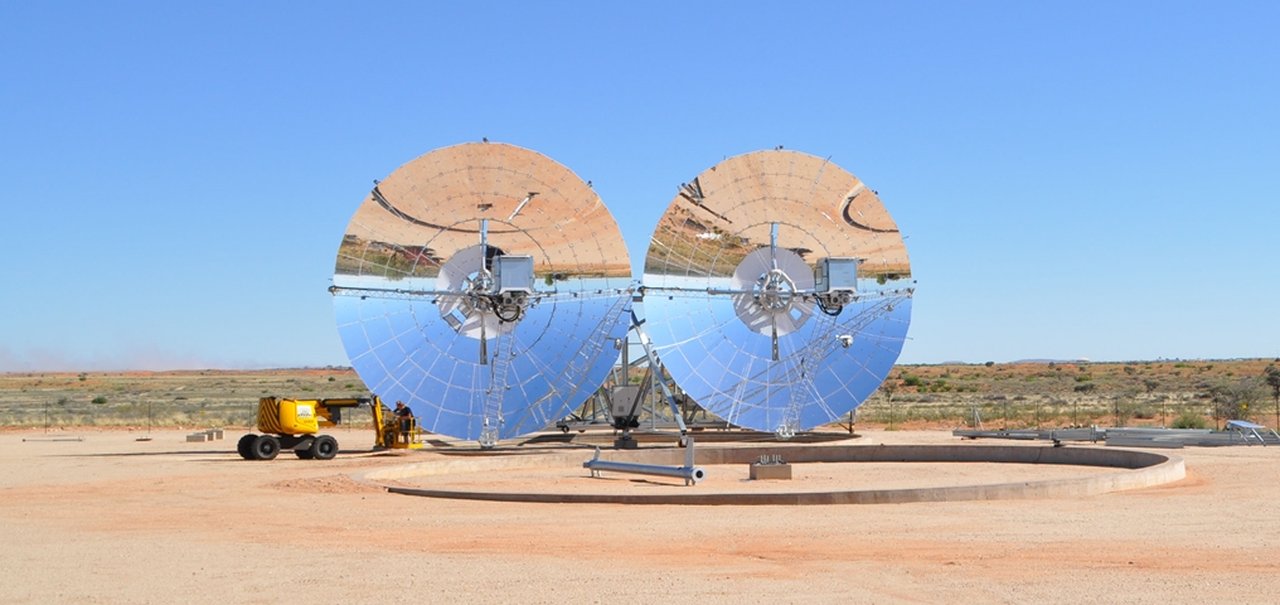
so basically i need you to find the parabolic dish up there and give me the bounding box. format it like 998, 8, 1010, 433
642, 150, 913, 435
332, 142, 632, 442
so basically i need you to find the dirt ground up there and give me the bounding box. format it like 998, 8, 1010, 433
2, 428, 1278, 604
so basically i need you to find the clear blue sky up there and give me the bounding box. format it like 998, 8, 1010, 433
2, 1, 1277, 371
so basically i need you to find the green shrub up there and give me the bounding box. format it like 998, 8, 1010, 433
91, 396, 107, 405
1132, 406, 1157, 420
1172, 411, 1209, 429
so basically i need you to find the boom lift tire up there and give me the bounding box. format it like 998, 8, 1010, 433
236, 434, 257, 459
252, 435, 281, 460
313, 435, 338, 460
294, 445, 316, 459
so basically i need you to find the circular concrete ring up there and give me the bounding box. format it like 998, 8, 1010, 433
359, 444, 1185, 505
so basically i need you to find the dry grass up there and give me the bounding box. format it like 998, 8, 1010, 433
855, 358, 1280, 430
0, 368, 368, 429
3, 358, 1278, 433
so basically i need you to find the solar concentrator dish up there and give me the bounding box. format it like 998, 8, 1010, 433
641, 150, 914, 436
331, 142, 632, 442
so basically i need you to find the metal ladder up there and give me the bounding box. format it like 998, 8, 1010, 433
728, 292, 909, 437
502, 289, 633, 436
479, 331, 513, 448
778, 310, 841, 438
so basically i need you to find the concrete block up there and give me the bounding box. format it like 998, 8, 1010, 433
186, 433, 208, 442
749, 462, 792, 480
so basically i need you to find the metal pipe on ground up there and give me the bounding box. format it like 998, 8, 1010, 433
583, 437, 705, 486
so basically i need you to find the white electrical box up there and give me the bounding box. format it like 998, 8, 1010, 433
610, 385, 642, 419
493, 255, 535, 293
814, 257, 861, 293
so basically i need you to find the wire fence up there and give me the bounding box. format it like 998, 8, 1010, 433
854, 397, 1256, 431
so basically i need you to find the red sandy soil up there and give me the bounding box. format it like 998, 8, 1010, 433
2, 428, 1278, 604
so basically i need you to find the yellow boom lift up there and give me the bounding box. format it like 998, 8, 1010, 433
237, 395, 423, 460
